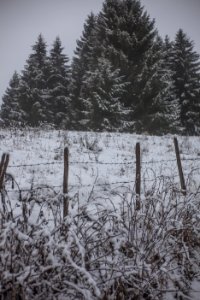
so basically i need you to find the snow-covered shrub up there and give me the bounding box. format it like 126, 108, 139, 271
79, 133, 102, 153
0, 181, 200, 299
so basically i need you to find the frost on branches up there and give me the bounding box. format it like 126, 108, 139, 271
1, 181, 200, 299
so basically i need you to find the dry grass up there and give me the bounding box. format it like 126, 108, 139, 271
0, 179, 200, 299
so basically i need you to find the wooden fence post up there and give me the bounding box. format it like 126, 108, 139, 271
0, 153, 9, 191
0, 153, 6, 183
135, 142, 141, 210
63, 147, 69, 218
174, 137, 186, 195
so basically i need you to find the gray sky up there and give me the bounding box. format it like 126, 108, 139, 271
1, 0, 200, 102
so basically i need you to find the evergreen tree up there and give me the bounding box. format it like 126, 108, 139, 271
48, 37, 71, 127
70, 13, 97, 129
171, 29, 200, 135
163, 35, 181, 133
80, 57, 130, 131
0, 71, 22, 126
94, 0, 156, 100
19, 34, 50, 126
163, 35, 174, 69
76, 0, 173, 133
131, 36, 177, 134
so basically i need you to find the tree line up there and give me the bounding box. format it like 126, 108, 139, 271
1, 0, 200, 135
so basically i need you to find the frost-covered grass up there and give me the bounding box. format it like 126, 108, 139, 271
1, 128, 200, 299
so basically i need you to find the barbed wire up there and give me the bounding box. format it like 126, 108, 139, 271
142, 157, 200, 164
71, 180, 135, 188
70, 160, 134, 165
7, 156, 200, 169
8, 160, 134, 168
8, 161, 63, 168
4, 151, 200, 195
5, 184, 62, 193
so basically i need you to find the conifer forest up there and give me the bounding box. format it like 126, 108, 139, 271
1, 0, 200, 135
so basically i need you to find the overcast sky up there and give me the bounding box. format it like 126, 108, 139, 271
1, 0, 200, 102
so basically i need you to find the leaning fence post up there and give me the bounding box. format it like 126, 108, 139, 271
0, 153, 6, 184
0, 153, 9, 191
63, 147, 69, 218
135, 142, 141, 210
174, 137, 186, 195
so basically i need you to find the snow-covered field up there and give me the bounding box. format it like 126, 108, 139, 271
2, 128, 200, 195
1, 128, 200, 299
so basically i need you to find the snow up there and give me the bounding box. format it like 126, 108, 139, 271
1, 128, 200, 299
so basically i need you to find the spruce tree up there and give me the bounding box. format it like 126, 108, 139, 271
163, 35, 174, 69
163, 35, 181, 133
80, 57, 129, 131
76, 0, 173, 133
171, 29, 200, 135
48, 37, 71, 128
129, 36, 172, 134
95, 0, 156, 98
19, 34, 50, 126
70, 13, 97, 129
0, 71, 22, 126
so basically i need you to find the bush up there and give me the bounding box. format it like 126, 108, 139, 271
0, 181, 200, 299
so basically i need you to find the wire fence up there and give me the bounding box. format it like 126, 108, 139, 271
4, 159, 200, 194
7, 156, 200, 169
2, 137, 200, 195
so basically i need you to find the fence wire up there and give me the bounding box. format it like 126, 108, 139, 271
7, 156, 200, 169
3, 147, 200, 195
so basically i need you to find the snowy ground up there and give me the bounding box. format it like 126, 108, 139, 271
1, 128, 200, 299
2, 128, 200, 196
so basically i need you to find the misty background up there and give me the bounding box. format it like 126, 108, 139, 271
1, 0, 200, 102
